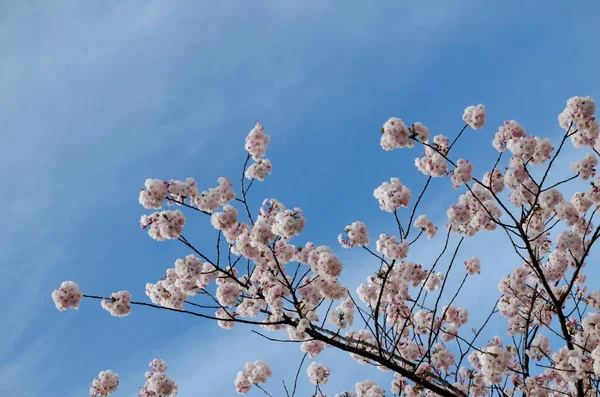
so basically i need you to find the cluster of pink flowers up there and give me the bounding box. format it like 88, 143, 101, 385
245, 122, 270, 160
526, 334, 550, 361
376, 233, 408, 260
464, 257, 481, 275
570, 152, 598, 180
139, 176, 235, 214
328, 298, 355, 329
245, 159, 272, 180
447, 184, 501, 236
380, 118, 412, 150
430, 343, 455, 372
355, 380, 386, 397
301, 339, 326, 358
492, 120, 526, 152
139, 359, 178, 397
450, 158, 473, 187
90, 370, 119, 397
101, 290, 132, 317
559, 96, 598, 148
216, 282, 242, 307
373, 178, 412, 212
145, 255, 216, 310
481, 168, 504, 193
414, 135, 450, 177
140, 210, 186, 241
195, 177, 236, 212
139, 178, 199, 210
411, 122, 430, 143
245, 122, 272, 181
505, 134, 553, 164
51, 281, 83, 311
380, 119, 432, 150
139, 179, 170, 209
472, 337, 515, 385
463, 104, 487, 129
413, 215, 437, 239
307, 362, 330, 385
270, 205, 306, 240
338, 221, 370, 248
357, 260, 429, 314
234, 360, 272, 394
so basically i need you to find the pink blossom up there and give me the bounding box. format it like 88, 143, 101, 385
51, 281, 83, 311
464, 257, 481, 275
451, 158, 473, 187
234, 361, 272, 394
245, 159, 272, 181
414, 215, 438, 239
90, 370, 119, 397
307, 362, 330, 385
101, 290, 132, 317
339, 221, 370, 248
195, 177, 235, 213
373, 178, 411, 212
140, 210, 186, 241
380, 117, 412, 150
376, 233, 408, 260
570, 152, 598, 180
245, 122, 270, 161
463, 104, 487, 129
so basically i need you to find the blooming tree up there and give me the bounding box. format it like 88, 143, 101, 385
52, 98, 600, 396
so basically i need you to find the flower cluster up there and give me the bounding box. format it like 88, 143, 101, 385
90, 370, 119, 397
245, 122, 272, 181
464, 257, 481, 275
451, 158, 473, 187
234, 360, 272, 394
447, 184, 501, 236
355, 380, 385, 397
328, 298, 355, 329
373, 178, 411, 212
307, 362, 330, 385
376, 234, 408, 260
413, 215, 438, 239
245, 159, 272, 181
245, 122, 270, 160
139, 359, 178, 397
101, 290, 132, 317
414, 134, 450, 177
140, 210, 186, 241
559, 96, 598, 148
380, 118, 412, 150
570, 152, 597, 180
463, 104, 487, 129
195, 177, 235, 212
492, 120, 526, 152
146, 255, 215, 310
51, 281, 83, 311
338, 221, 370, 248
139, 178, 199, 210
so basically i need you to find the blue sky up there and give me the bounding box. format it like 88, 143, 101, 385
2, 1, 600, 396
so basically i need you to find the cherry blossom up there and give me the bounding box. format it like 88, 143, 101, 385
339, 221, 370, 248
90, 370, 119, 397
307, 362, 330, 385
55, 95, 600, 397
463, 104, 487, 129
373, 178, 411, 212
51, 281, 83, 311
101, 290, 132, 317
